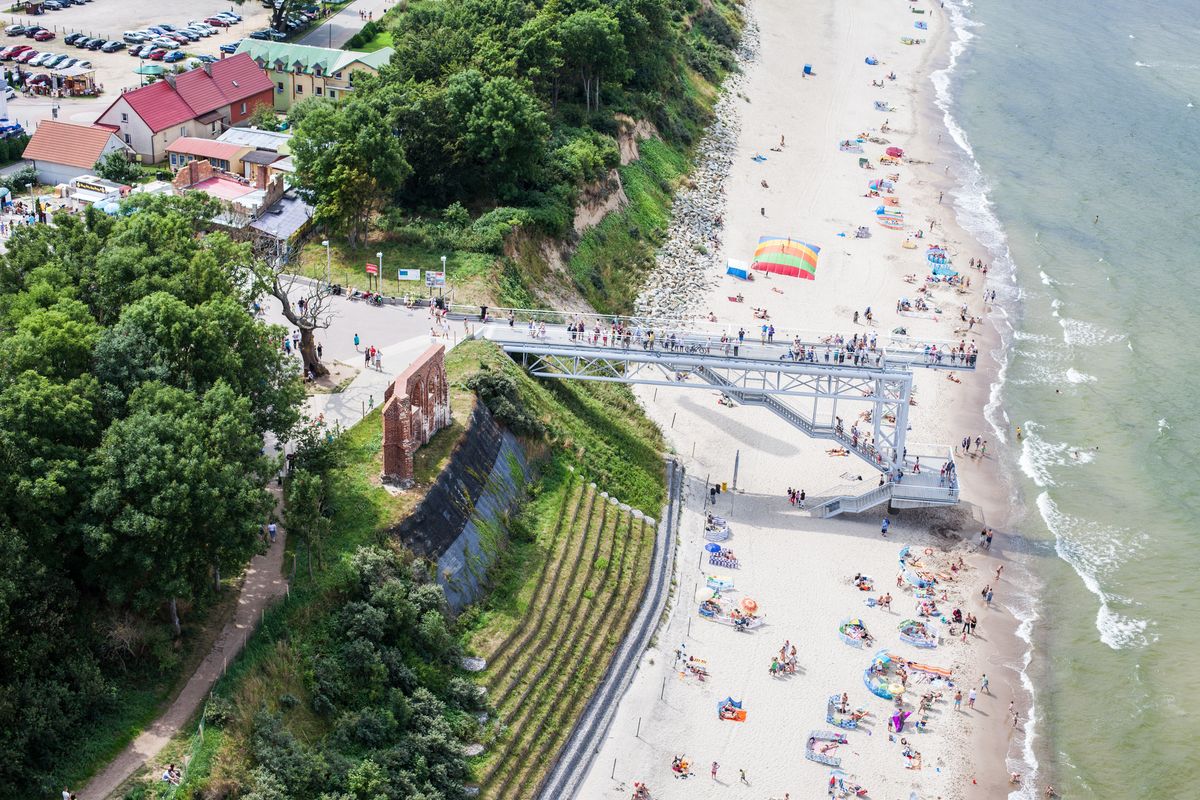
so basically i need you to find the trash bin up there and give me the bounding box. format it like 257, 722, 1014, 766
721, 481, 728, 492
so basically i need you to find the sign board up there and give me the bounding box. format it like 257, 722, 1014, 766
426, 270, 446, 287
365, 263, 379, 275
398, 268, 421, 281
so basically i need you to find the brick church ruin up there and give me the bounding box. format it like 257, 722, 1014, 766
381, 344, 452, 487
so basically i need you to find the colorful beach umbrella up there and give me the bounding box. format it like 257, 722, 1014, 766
886, 146, 905, 157
751, 236, 820, 280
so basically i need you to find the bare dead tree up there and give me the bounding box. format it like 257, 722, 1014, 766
271, 270, 335, 378
246, 234, 336, 378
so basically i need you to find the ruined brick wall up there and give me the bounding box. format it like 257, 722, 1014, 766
381, 344, 451, 486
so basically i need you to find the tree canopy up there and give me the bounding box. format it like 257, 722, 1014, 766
0, 197, 303, 794
290, 0, 743, 238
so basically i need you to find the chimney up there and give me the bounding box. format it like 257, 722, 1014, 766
203, 61, 213, 76
253, 163, 267, 190
165, 74, 176, 88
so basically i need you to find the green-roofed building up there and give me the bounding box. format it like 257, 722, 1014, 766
234, 40, 395, 111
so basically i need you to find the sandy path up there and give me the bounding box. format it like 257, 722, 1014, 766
80, 498, 288, 800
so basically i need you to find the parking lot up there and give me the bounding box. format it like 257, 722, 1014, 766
3, 0, 276, 129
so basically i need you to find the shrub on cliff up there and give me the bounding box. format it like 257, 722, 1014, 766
466, 371, 546, 438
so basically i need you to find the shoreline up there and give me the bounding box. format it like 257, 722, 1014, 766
581, 1, 1039, 798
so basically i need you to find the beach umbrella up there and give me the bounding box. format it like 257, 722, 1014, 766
705, 542, 722, 553
886, 146, 905, 157
740, 597, 758, 613
751, 236, 820, 280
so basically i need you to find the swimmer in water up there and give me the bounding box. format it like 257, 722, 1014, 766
1016, 426, 1023, 439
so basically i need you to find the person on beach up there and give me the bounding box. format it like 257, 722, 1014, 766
739, 769, 749, 785
954, 690, 962, 711
711, 762, 719, 780
982, 673, 990, 694
986, 588, 994, 606
968, 688, 977, 709
881, 517, 890, 537
995, 564, 1004, 581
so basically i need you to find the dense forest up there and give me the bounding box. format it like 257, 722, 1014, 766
289, 0, 743, 308
0, 196, 304, 795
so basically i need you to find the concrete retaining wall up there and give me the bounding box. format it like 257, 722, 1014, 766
389, 403, 532, 611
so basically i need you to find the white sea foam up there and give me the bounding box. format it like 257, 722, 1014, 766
1058, 317, 1124, 347
1063, 368, 1096, 384
1038, 269, 1057, 286
1006, 594, 1040, 800
1158, 418, 1169, 432
1035, 492, 1150, 649
1016, 423, 1095, 487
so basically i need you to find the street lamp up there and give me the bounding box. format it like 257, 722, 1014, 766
376, 251, 383, 293
321, 239, 330, 285
440, 255, 447, 300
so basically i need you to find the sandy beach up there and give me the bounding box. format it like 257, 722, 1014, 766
579, 0, 1035, 798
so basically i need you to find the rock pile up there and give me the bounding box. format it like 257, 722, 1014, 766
635, 12, 762, 320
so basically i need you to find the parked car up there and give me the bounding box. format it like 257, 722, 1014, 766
65, 32, 86, 45
4, 25, 25, 36
101, 41, 125, 52
74, 37, 95, 48
205, 17, 230, 27
76, 60, 91, 69
163, 50, 186, 63
157, 23, 177, 32
169, 33, 190, 44
29, 52, 53, 67
43, 1, 64, 10
152, 39, 179, 50
218, 39, 242, 53
85, 38, 104, 50
24, 26, 45, 38
176, 30, 200, 41
196, 54, 217, 63
149, 49, 166, 61
135, 44, 155, 58
16, 50, 39, 63
3, 45, 32, 59
56, 56, 79, 69
33, 30, 56, 42
248, 29, 270, 40
44, 54, 69, 68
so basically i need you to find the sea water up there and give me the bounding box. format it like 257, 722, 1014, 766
937, 0, 1200, 796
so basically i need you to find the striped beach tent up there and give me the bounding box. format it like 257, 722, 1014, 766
875, 206, 905, 230
751, 236, 821, 280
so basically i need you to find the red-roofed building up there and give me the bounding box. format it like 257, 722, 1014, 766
95, 53, 274, 164
22, 120, 132, 185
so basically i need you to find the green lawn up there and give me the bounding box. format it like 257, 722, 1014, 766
294, 237, 498, 304
355, 30, 394, 52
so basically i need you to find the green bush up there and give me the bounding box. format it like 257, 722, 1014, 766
551, 128, 620, 188
465, 371, 545, 437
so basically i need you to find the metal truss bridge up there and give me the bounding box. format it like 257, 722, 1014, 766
475, 320, 963, 509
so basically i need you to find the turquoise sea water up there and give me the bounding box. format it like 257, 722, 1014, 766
937, 0, 1200, 795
